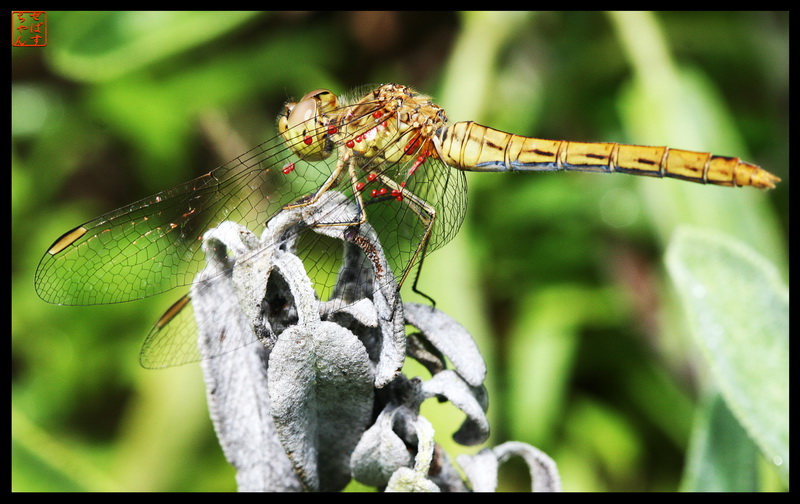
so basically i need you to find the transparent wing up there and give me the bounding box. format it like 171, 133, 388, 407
139, 295, 204, 368
34, 135, 336, 306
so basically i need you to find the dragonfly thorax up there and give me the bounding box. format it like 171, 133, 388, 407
280, 84, 448, 169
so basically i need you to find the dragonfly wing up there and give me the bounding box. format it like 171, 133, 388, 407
34, 137, 326, 306
139, 286, 265, 369
139, 295, 203, 368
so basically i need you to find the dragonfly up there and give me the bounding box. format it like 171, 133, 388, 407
35, 83, 780, 368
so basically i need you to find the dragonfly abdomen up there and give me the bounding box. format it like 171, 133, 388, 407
438, 121, 779, 189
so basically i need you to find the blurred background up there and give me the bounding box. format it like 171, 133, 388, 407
12, 11, 788, 491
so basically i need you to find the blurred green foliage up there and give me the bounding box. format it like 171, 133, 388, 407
12, 11, 787, 491
667, 228, 788, 489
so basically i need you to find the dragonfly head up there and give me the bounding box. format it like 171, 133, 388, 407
278, 89, 338, 161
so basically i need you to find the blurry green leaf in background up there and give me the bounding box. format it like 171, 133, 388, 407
667, 227, 789, 489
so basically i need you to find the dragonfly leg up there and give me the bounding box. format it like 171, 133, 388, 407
283, 152, 349, 210
372, 172, 437, 302
409, 233, 436, 307
288, 152, 369, 231
345, 156, 368, 226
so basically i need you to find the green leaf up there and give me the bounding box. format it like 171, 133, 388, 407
666, 226, 789, 485
48, 11, 264, 82
681, 390, 757, 491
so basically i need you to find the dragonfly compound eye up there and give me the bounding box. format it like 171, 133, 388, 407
279, 89, 337, 161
